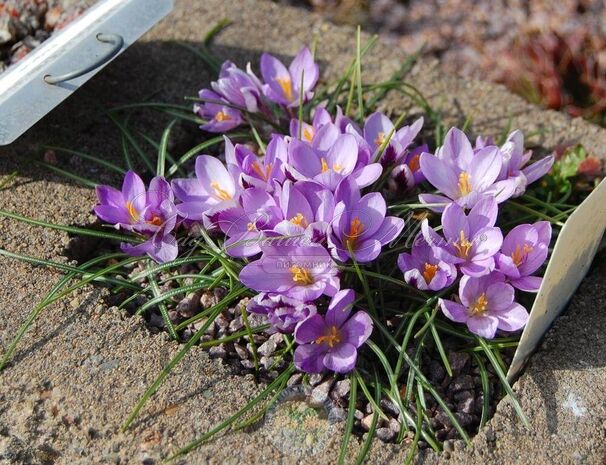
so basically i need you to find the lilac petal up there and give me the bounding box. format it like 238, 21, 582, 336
260, 52, 293, 104
363, 112, 394, 149
176, 201, 208, 221
294, 343, 328, 373
495, 303, 528, 332
403, 269, 429, 290
483, 179, 516, 203
340, 311, 373, 347
171, 178, 206, 202
467, 315, 499, 339
352, 239, 382, 263
511, 275, 542, 292
440, 127, 474, 166
418, 193, 452, 212
147, 177, 173, 207
523, 155, 554, 184
122, 171, 146, 211
459, 274, 482, 306
326, 289, 355, 327
326, 134, 358, 175
323, 342, 358, 373
195, 155, 235, 199
294, 314, 327, 343
96, 185, 123, 207
439, 299, 469, 323
460, 258, 494, 278
94, 205, 130, 225
469, 147, 501, 190
313, 106, 332, 127
419, 153, 460, 199
442, 202, 469, 243
485, 282, 515, 311
289, 47, 319, 94
428, 268, 450, 291
352, 163, 383, 188
472, 227, 503, 260
147, 234, 179, 263
312, 123, 340, 152
496, 253, 521, 279
356, 192, 387, 236
468, 196, 498, 232
314, 170, 343, 191
289, 139, 322, 178
224, 231, 263, 257
518, 244, 548, 276
120, 240, 152, 257
535, 221, 552, 245
373, 216, 405, 245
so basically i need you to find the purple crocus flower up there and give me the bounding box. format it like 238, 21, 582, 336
289, 106, 333, 144
195, 89, 243, 133
495, 130, 554, 197
287, 134, 382, 190
272, 180, 335, 245
362, 113, 424, 166
397, 233, 457, 291
496, 221, 551, 292
388, 144, 428, 193
172, 155, 240, 225
216, 187, 283, 258
239, 244, 340, 301
225, 135, 287, 190
422, 197, 503, 277
294, 289, 373, 373
211, 60, 263, 112
439, 273, 529, 339
328, 178, 405, 263
260, 47, 319, 107
247, 292, 317, 334
95, 172, 178, 263
419, 128, 515, 211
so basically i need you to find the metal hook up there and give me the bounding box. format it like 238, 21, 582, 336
44, 33, 124, 85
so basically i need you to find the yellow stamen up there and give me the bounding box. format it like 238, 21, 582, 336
458, 171, 472, 196
252, 161, 272, 181
422, 263, 439, 284
247, 222, 257, 232
320, 158, 329, 173
469, 293, 489, 316
374, 131, 385, 147
345, 217, 365, 250
276, 77, 293, 101
210, 181, 232, 201
290, 213, 309, 228
511, 243, 534, 267
408, 154, 420, 172
315, 325, 341, 348
289, 265, 314, 285
333, 163, 343, 173
126, 201, 139, 222
303, 127, 314, 142
214, 111, 231, 122
453, 230, 473, 259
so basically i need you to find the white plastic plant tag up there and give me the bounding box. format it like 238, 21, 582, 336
508, 177, 606, 382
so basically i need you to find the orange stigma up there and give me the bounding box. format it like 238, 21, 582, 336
252, 161, 272, 181
146, 214, 163, 226
126, 201, 139, 222
422, 263, 439, 284
315, 325, 341, 348
511, 243, 534, 266
345, 217, 365, 250
408, 154, 420, 172
290, 213, 309, 228
374, 131, 385, 147
214, 111, 231, 122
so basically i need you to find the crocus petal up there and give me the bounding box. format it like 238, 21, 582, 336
363, 112, 394, 149
523, 155, 554, 184
472, 227, 503, 260
94, 205, 130, 226
420, 153, 460, 199
467, 315, 499, 339
439, 299, 469, 323
96, 185, 123, 208
460, 258, 494, 277
352, 163, 383, 188
147, 177, 173, 207
352, 239, 382, 263
294, 314, 327, 344
441, 202, 470, 243
485, 282, 515, 311
289, 47, 319, 94
440, 127, 474, 167
171, 178, 207, 202
495, 303, 529, 332
122, 171, 146, 211
323, 342, 358, 373
147, 234, 179, 263
196, 155, 235, 199
260, 52, 294, 104
326, 289, 355, 328
418, 193, 452, 212
511, 275, 542, 292
468, 196, 498, 232
326, 134, 358, 175
372, 216, 405, 245
294, 343, 328, 373
340, 311, 373, 347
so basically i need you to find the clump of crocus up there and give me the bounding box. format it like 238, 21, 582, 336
294, 289, 373, 373
439, 273, 529, 339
